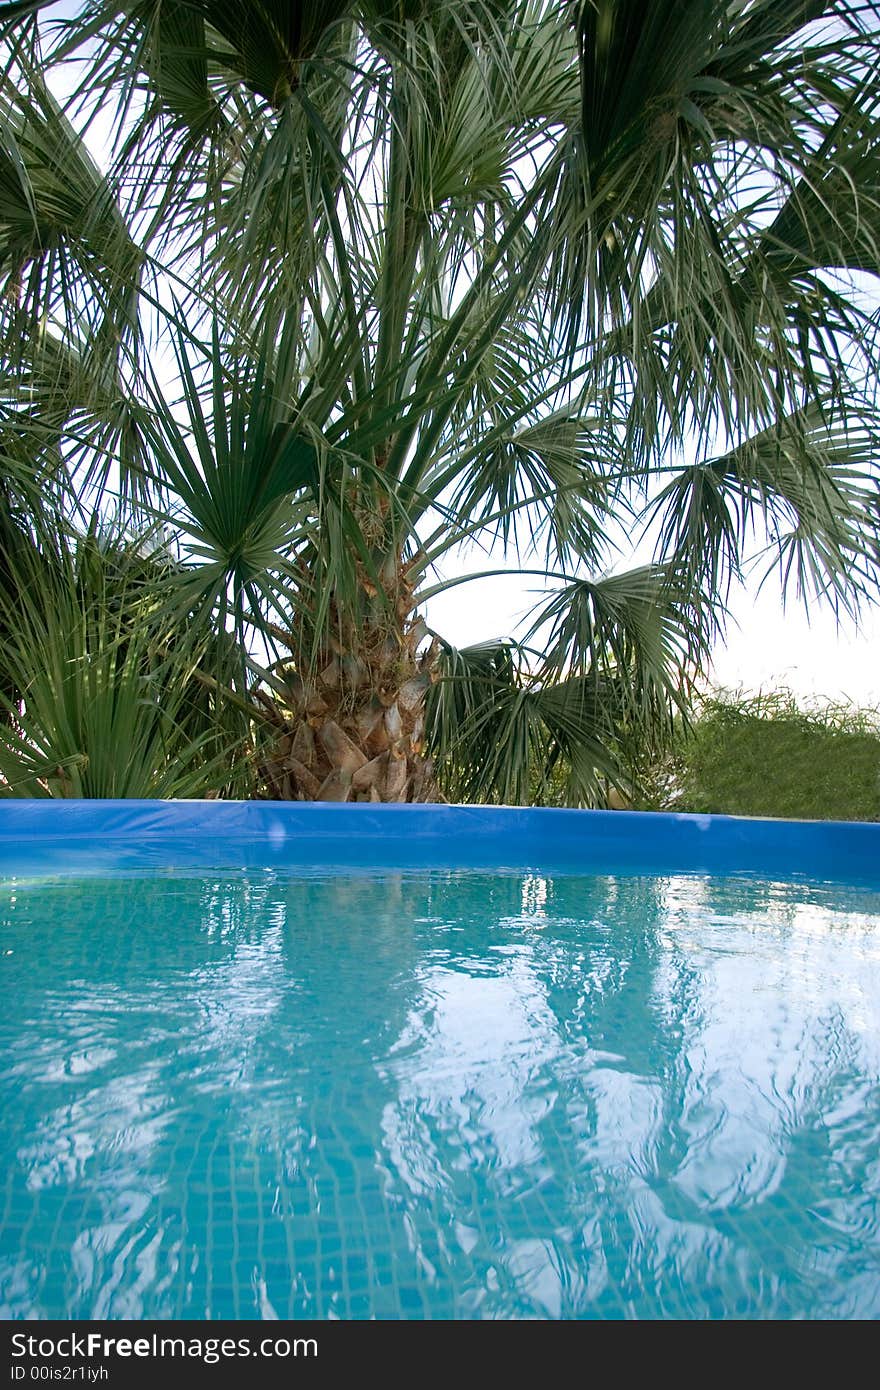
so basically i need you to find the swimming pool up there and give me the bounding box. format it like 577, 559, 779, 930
1, 804, 879, 1320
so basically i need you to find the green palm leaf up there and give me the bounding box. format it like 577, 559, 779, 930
0, 527, 252, 798
649, 399, 880, 613
0, 57, 142, 364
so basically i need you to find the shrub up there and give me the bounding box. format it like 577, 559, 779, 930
656, 689, 880, 822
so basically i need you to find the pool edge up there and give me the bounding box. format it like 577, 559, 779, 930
0, 801, 876, 887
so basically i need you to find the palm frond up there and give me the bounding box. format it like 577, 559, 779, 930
0, 526, 253, 798
440, 407, 618, 569
648, 398, 880, 614
524, 562, 709, 687
550, 1, 880, 450
136, 322, 322, 664
427, 636, 668, 807
0, 56, 143, 368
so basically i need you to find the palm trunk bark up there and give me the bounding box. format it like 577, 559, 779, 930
256, 562, 441, 803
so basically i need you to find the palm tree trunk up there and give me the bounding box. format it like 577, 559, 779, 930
256, 562, 441, 803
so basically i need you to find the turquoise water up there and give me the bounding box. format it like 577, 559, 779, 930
1, 867, 880, 1321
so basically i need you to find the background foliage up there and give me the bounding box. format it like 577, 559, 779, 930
665, 689, 880, 821
551, 688, 880, 821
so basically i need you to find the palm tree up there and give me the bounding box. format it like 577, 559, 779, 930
0, 1, 878, 803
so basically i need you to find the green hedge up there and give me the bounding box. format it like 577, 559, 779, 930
654, 691, 880, 822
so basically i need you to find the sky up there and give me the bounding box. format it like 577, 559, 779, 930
710, 583, 879, 703
423, 560, 880, 706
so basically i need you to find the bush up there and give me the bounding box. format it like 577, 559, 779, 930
655, 689, 880, 822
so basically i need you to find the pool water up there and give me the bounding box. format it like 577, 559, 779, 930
1, 868, 879, 1320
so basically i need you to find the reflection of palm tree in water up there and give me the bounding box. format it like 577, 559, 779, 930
373, 873, 880, 1318
174, 871, 436, 1319
373, 872, 654, 1316
3, 871, 880, 1318
262, 870, 540, 1317
558, 875, 880, 1319
3, 871, 435, 1317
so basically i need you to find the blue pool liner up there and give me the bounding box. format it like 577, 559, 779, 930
0, 800, 877, 886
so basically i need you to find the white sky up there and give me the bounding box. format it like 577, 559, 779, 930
712, 582, 879, 703
425, 568, 880, 705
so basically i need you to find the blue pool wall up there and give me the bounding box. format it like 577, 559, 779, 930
0, 801, 877, 886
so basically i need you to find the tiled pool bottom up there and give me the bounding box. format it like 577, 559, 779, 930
1, 868, 879, 1321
